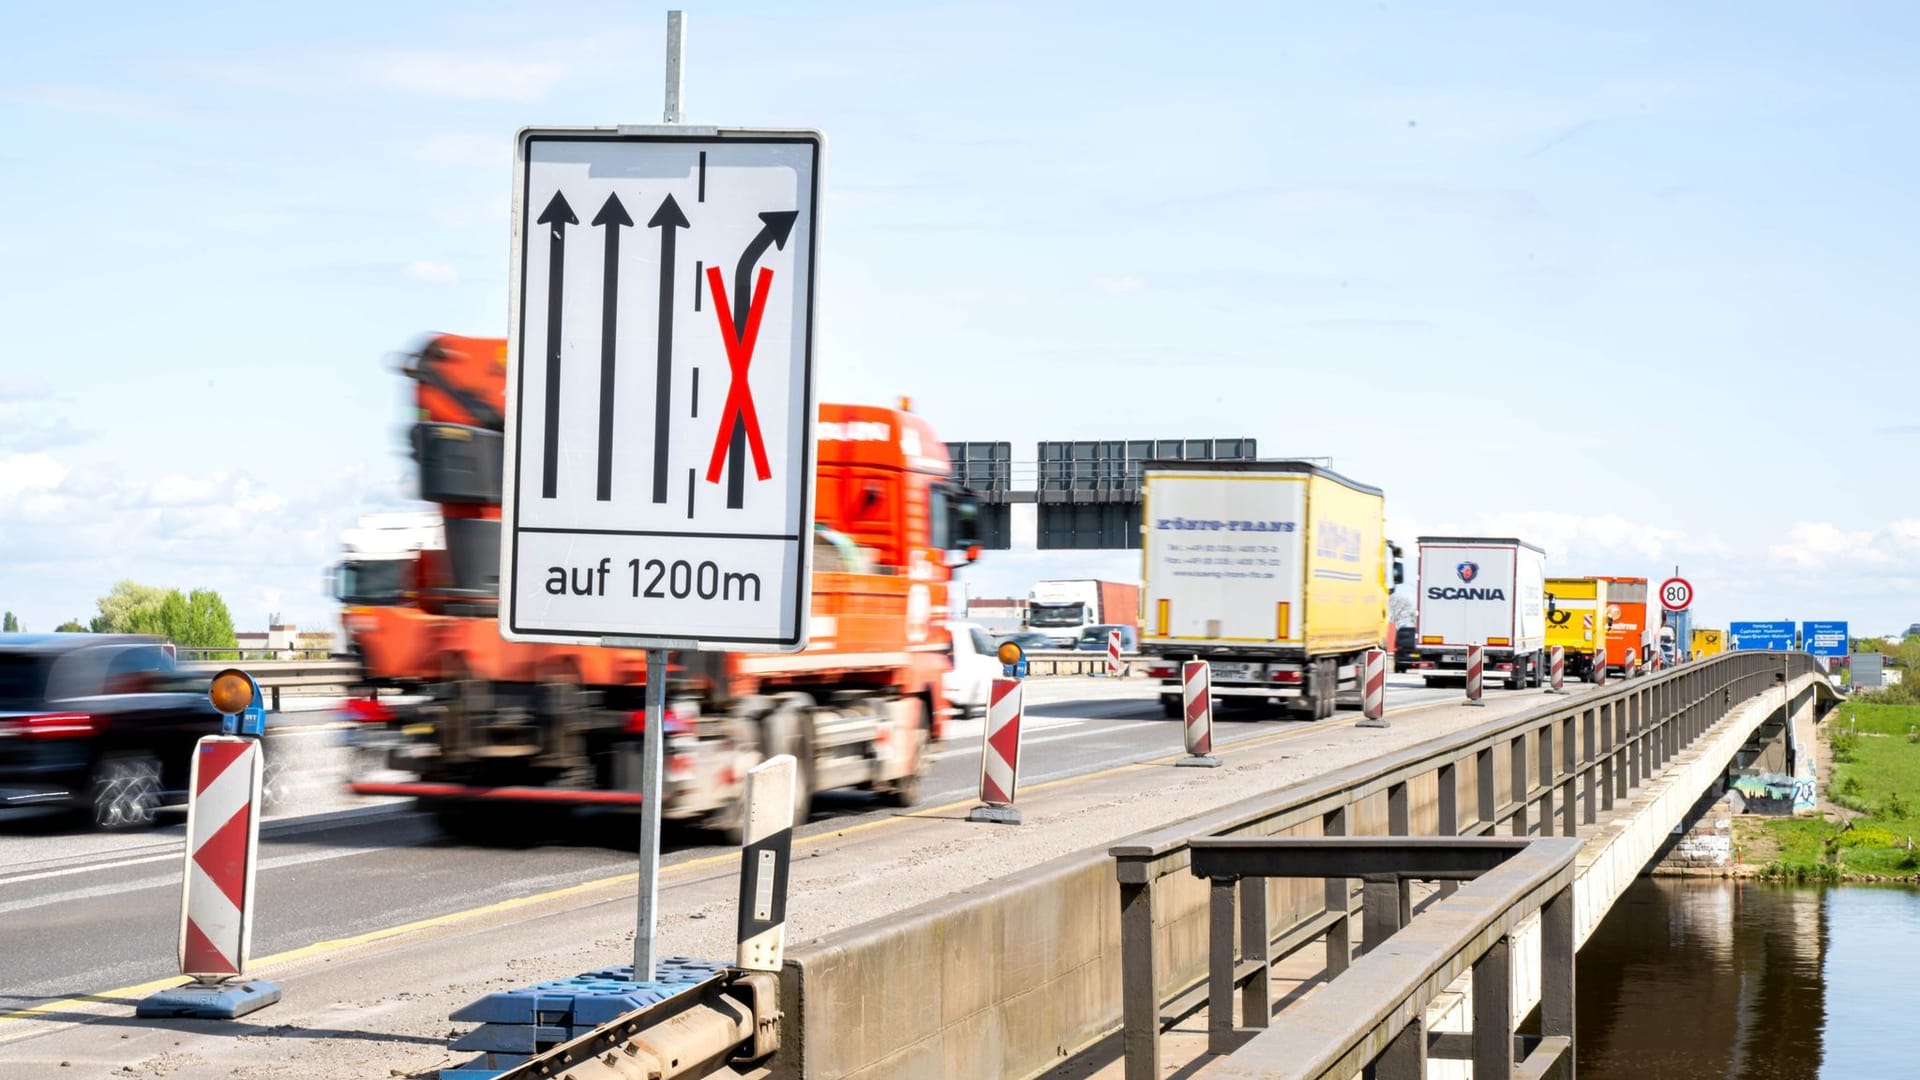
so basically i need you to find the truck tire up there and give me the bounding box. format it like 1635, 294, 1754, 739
1161, 694, 1182, 719
1528, 652, 1545, 688
878, 697, 929, 809
1506, 657, 1525, 691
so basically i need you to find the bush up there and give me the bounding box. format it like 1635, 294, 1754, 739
1857, 681, 1920, 707
1883, 792, 1912, 820
1831, 731, 1859, 764
1846, 824, 1902, 849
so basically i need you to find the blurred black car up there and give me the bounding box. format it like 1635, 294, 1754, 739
0, 634, 225, 829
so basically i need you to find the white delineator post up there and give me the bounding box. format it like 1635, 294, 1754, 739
1464, 643, 1485, 706
1357, 649, 1389, 728
1176, 660, 1220, 766
1546, 645, 1567, 694
735, 755, 795, 972
968, 678, 1024, 824
1106, 629, 1124, 677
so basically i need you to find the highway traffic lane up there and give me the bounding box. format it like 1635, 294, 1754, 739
0, 675, 1549, 1016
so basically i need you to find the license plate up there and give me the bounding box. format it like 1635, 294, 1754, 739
1210, 662, 1259, 681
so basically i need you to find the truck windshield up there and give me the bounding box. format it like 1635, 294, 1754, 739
336, 559, 411, 604
1029, 602, 1086, 628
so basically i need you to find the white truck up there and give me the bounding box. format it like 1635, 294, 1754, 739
1410, 536, 1548, 690
329, 512, 444, 607
1025, 579, 1139, 649
1139, 461, 1400, 720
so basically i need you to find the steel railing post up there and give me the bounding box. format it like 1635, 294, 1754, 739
1581, 708, 1598, 826
1374, 1014, 1427, 1080
1510, 737, 1530, 836
1437, 761, 1460, 898
1560, 715, 1578, 836
1537, 723, 1556, 834
1477, 749, 1496, 833
1119, 872, 1159, 1080
1208, 877, 1239, 1055
1239, 875, 1271, 1029
1473, 935, 1514, 1079
1541, 884, 1576, 1079
1323, 806, 1351, 975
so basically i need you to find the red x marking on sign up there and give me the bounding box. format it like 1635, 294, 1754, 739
704, 265, 774, 485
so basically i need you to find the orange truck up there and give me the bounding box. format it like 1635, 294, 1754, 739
1595, 576, 1653, 676
341, 335, 981, 834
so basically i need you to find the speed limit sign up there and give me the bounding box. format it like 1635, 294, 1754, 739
1659, 577, 1694, 612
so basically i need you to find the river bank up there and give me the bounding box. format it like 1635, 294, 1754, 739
1736, 699, 1920, 882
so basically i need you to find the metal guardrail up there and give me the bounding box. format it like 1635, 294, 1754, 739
1109, 650, 1819, 1079
178, 659, 362, 711
174, 648, 335, 661
1199, 836, 1580, 1080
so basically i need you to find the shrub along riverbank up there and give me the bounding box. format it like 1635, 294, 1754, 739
1740, 699, 1920, 882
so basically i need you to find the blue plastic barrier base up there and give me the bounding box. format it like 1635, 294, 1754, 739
967, 804, 1022, 825
1176, 754, 1221, 768
136, 979, 281, 1020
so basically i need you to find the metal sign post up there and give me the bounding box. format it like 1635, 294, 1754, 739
496, 8, 822, 979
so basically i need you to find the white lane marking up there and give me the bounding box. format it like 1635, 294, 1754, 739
0, 844, 402, 917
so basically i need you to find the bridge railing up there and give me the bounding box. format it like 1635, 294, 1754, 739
1109, 649, 1815, 1079
1194, 836, 1581, 1080
176, 658, 363, 711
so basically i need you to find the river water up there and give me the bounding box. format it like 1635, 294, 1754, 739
1577, 878, 1920, 1079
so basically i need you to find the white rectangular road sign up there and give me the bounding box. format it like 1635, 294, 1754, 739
501, 127, 822, 650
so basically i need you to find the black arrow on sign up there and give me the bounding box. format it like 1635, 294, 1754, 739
647, 194, 690, 504
722, 210, 798, 509
591, 193, 633, 502
536, 191, 576, 499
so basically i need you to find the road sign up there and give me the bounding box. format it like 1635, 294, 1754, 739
1802, 621, 1849, 658
1658, 577, 1693, 612
500, 127, 823, 650
1730, 621, 1795, 651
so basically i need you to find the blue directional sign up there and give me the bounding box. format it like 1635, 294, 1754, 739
1730, 621, 1796, 651
1802, 621, 1849, 658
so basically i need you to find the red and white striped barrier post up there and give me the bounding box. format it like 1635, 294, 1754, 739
1464, 644, 1485, 706
1628, 648, 1642, 679
968, 678, 1024, 824
1106, 629, 1124, 678
1593, 650, 1609, 686
140, 670, 280, 1019
1176, 661, 1220, 766
1357, 649, 1389, 728
1545, 645, 1567, 694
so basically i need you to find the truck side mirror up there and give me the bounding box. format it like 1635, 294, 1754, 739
948, 491, 982, 549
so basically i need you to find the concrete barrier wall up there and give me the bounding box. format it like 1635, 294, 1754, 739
778, 848, 1127, 1079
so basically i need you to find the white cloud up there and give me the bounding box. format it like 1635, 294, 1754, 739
1408, 510, 1726, 568
355, 52, 569, 102
0, 452, 68, 501
405, 260, 460, 284
1093, 275, 1147, 294
1767, 519, 1920, 569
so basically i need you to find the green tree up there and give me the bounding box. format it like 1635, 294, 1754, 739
91, 581, 168, 634
2, 611, 18, 632
54, 619, 87, 633
182, 589, 237, 650
89, 582, 238, 649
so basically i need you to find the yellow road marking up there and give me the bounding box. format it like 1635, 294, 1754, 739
0, 689, 1466, 1033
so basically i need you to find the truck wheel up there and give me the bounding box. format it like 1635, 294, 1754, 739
878, 697, 929, 809
1506, 658, 1526, 691
1160, 694, 1182, 719
90, 753, 162, 830
1528, 653, 1545, 688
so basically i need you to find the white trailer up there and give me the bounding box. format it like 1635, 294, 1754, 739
1411, 536, 1548, 690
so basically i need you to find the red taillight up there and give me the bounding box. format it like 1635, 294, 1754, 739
1147, 665, 1176, 679
1270, 671, 1303, 684
626, 707, 693, 736
344, 697, 394, 724
3, 713, 96, 739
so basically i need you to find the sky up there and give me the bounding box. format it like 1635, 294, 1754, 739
2, 1, 1918, 638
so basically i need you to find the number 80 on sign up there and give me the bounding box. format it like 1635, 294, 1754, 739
1659, 577, 1693, 612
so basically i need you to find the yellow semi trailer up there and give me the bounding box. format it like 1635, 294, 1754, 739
1544, 576, 1610, 682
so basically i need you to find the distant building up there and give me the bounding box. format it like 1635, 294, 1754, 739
234, 624, 323, 659
964, 597, 1028, 634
